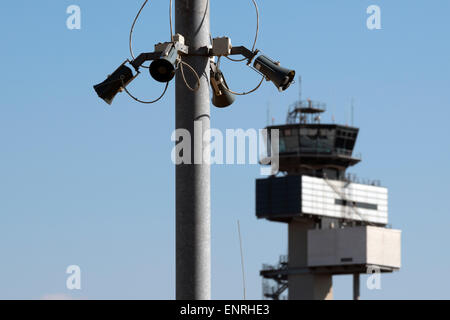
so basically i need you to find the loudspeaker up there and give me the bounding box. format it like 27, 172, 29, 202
93, 63, 134, 105
150, 47, 178, 83
210, 68, 235, 108
253, 55, 295, 92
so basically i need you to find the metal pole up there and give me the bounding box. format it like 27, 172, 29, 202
353, 273, 360, 300
175, 0, 211, 300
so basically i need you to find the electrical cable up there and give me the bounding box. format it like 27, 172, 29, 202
218, 56, 265, 96
121, 76, 169, 104
129, 0, 150, 68
179, 59, 201, 92
127, 1, 171, 103
222, 76, 264, 96
225, 0, 259, 63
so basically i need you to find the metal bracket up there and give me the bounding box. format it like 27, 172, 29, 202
229, 46, 259, 63
130, 37, 190, 71
210, 61, 224, 95
130, 52, 161, 71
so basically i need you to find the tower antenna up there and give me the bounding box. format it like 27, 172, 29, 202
298, 76, 302, 102
237, 220, 246, 300
351, 97, 355, 126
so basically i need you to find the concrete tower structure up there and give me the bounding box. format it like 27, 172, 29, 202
257, 97, 401, 300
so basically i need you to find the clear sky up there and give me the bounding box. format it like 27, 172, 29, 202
0, 0, 449, 300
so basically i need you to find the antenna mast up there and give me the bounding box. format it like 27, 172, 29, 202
351, 97, 355, 127
298, 76, 302, 101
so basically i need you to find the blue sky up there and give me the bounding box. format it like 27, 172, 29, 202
0, 0, 449, 299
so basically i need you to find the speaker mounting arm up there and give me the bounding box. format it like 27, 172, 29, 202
130, 37, 190, 71
209, 37, 258, 64
229, 46, 259, 64
130, 52, 161, 71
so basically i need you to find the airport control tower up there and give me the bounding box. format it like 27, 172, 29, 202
257, 93, 401, 300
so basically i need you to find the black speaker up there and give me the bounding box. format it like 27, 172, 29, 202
210, 69, 235, 108
149, 47, 178, 83
93, 63, 134, 105
253, 55, 295, 92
